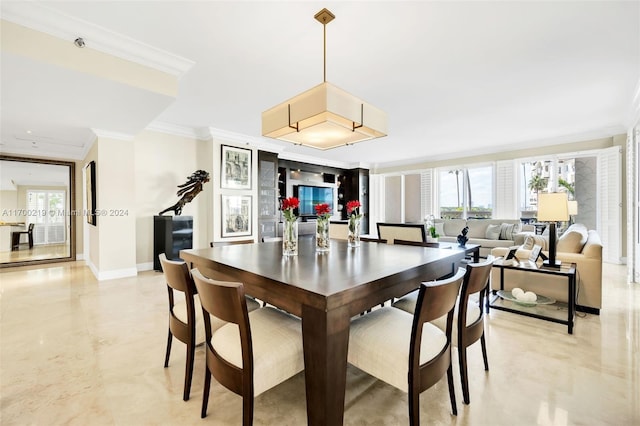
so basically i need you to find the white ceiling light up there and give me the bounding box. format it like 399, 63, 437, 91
261, 8, 387, 150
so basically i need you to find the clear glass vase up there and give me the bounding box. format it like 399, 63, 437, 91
316, 218, 330, 252
348, 216, 361, 247
283, 219, 298, 256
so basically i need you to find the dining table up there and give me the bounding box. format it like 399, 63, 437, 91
180, 237, 465, 425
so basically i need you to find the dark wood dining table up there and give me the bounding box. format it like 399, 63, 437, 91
181, 237, 465, 425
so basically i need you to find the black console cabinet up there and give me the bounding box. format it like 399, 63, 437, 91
153, 215, 193, 271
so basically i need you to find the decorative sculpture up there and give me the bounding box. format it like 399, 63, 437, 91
158, 170, 210, 216
457, 226, 469, 247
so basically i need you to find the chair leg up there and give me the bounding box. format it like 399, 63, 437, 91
242, 393, 254, 426
408, 386, 420, 426
201, 368, 212, 418
183, 340, 195, 401
28, 234, 33, 248
164, 330, 172, 368
458, 345, 470, 405
481, 334, 489, 371
447, 363, 457, 415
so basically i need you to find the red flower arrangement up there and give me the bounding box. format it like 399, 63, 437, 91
281, 197, 299, 222
346, 200, 362, 216
314, 203, 331, 220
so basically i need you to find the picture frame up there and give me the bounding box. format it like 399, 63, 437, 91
505, 246, 520, 262
221, 145, 252, 189
529, 244, 542, 263
85, 161, 97, 226
221, 195, 252, 237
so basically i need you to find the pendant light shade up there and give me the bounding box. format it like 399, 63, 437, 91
261, 9, 387, 150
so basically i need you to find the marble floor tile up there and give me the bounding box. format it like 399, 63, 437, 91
1, 261, 638, 425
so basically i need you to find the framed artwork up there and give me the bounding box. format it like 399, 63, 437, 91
85, 161, 97, 226
222, 195, 252, 237
529, 244, 542, 263
221, 145, 252, 189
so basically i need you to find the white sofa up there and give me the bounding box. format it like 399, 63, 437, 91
490, 224, 602, 314
435, 218, 529, 258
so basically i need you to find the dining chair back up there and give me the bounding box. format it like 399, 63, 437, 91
376, 222, 426, 244
393, 257, 494, 404
393, 239, 440, 247
191, 269, 305, 424
452, 258, 493, 404
360, 237, 388, 243
348, 268, 466, 425
159, 253, 202, 401
11, 222, 35, 250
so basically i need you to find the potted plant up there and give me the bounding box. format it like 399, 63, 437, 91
427, 225, 439, 243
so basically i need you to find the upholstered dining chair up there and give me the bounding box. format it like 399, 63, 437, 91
393, 238, 440, 248
11, 222, 34, 251
348, 268, 466, 425
394, 258, 494, 404
159, 254, 260, 401
191, 268, 305, 424
159, 253, 202, 401
360, 237, 388, 243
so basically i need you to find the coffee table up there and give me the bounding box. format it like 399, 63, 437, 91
488, 259, 577, 334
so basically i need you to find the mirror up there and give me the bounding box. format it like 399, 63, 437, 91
0, 155, 76, 267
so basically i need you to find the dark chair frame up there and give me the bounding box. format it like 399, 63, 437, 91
360, 237, 388, 243
456, 258, 493, 404
11, 223, 34, 251
393, 238, 440, 248
410, 269, 465, 424
191, 269, 256, 424
159, 253, 198, 401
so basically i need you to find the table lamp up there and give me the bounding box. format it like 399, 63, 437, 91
537, 193, 569, 268
568, 200, 578, 225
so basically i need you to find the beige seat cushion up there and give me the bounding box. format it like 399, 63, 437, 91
348, 307, 447, 392
211, 307, 304, 397
393, 293, 480, 346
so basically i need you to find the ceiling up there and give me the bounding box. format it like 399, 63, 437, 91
1, 1, 638, 169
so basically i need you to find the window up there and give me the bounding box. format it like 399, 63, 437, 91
26, 190, 66, 245
438, 166, 493, 219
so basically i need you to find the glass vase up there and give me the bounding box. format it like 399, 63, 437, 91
283, 219, 298, 256
348, 216, 361, 247
316, 218, 330, 252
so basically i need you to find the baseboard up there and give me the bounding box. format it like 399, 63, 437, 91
576, 305, 599, 315
137, 262, 154, 272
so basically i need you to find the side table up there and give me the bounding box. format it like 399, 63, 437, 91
488, 259, 577, 334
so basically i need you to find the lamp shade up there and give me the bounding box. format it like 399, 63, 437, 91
568, 200, 578, 216
537, 193, 569, 222
262, 82, 387, 150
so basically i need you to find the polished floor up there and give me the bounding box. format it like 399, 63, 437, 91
0, 243, 70, 264
0, 261, 638, 425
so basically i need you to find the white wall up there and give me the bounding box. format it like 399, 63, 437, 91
133, 130, 206, 269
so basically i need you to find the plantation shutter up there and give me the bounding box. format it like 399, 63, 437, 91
420, 170, 434, 219
597, 146, 622, 264
495, 160, 517, 219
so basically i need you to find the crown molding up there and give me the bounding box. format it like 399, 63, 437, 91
146, 121, 205, 140
1, 2, 195, 77
91, 128, 135, 141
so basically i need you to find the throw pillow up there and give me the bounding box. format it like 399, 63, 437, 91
557, 229, 588, 253
523, 234, 549, 251
499, 223, 516, 240
485, 224, 501, 240
435, 222, 445, 237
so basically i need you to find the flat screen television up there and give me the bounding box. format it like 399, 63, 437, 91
295, 185, 334, 218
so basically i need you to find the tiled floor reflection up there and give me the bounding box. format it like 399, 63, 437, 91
1, 261, 638, 425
